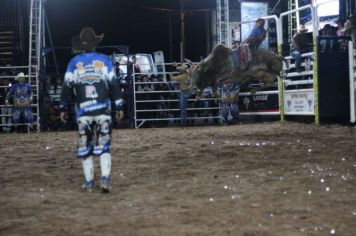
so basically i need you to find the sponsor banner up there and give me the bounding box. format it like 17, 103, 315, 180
284, 90, 314, 115
238, 92, 279, 114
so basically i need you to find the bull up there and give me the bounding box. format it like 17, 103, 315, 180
185, 44, 287, 98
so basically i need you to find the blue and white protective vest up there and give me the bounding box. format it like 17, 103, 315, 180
7, 83, 32, 108
60, 52, 124, 117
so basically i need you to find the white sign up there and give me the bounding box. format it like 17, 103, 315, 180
316, 0, 339, 17
284, 90, 314, 115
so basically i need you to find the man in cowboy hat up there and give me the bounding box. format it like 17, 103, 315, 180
60, 27, 124, 193
290, 24, 311, 72
5, 72, 34, 132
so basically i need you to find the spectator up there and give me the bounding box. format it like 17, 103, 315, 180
135, 76, 146, 122
137, 75, 154, 125
48, 76, 63, 103
155, 75, 170, 127
220, 81, 240, 125
336, 19, 347, 51
170, 63, 192, 126
115, 58, 126, 84
125, 56, 141, 128
5, 72, 34, 132
337, 20, 345, 36
200, 87, 213, 125
290, 25, 310, 72
60, 27, 124, 193
47, 76, 62, 129
142, 75, 154, 92
344, 10, 356, 44
320, 24, 337, 51
128, 56, 141, 79
0, 72, 12, 132
242, 18, 267, 51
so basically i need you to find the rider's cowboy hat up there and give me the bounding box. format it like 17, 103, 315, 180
71, 27, 104, 51
15, 72, 26, 81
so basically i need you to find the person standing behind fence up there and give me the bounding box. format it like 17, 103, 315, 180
170, 63, 192, 126
60, 27, 124, 193
343, 10, 356, 45
0, 73, 12, 132
290, 25, 310, 73
220, 81, 240, 125
336, 19, 347, 51
5, 72, 34, 132
128, 56, 141, 79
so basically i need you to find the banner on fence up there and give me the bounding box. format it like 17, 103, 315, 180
238, 92, 279, 114
284, 89, 314, 115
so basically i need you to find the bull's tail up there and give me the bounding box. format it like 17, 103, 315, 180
278, 54, 289, 79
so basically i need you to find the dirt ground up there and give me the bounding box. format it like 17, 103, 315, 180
0, 121, 356, 236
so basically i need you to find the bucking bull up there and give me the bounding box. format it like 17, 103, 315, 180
182, 44, 288, 98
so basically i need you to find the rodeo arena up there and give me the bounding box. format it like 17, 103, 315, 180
1, 0, 356, 235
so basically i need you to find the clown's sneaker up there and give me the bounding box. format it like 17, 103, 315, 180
81, 180, 94, 192
100, 176, 111, 193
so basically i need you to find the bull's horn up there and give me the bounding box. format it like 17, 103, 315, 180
184, 58, 193, 66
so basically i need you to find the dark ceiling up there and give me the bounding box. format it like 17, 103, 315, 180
46, 0, 216, 63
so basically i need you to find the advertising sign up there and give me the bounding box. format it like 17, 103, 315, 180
238, 92, 279, 115
284, 90, 314, 115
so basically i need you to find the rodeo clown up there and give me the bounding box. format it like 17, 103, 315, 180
60, 27, 124, 193
219, 81, 240, 125
5, 72, 34, 132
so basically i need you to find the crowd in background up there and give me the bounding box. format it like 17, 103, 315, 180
129, 67, 222, 128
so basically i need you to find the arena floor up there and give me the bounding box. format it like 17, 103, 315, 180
1, 122, 356, 236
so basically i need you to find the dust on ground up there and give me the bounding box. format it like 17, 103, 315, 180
1, 122, 356, 236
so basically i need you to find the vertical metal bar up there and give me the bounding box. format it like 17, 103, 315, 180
311, 5, 319, 125
37, 0, 42, 73
295, 0, 300, 33
180, 0, 185, 62
36, 0, 42, 131
216, 0, 221, 44
28, 0, 34, 78
133, 64, 138, 129
205, 11, 211, 55
225, 0, 230, 47
276, 16, 285, 121
44, 11, 59, 75
349, 41, 355, 123
168, 14, 173, 63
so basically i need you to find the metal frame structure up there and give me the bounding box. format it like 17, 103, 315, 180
216, 0, 230, 47
132, 64, 222, 129
0, 0, 43, 132
279, 4, 319, 124
288, 0, 300, 42
349, 41, 356, 123
28, 0, 44, 131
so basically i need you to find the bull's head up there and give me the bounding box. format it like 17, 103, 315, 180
185, 58, 208, 96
